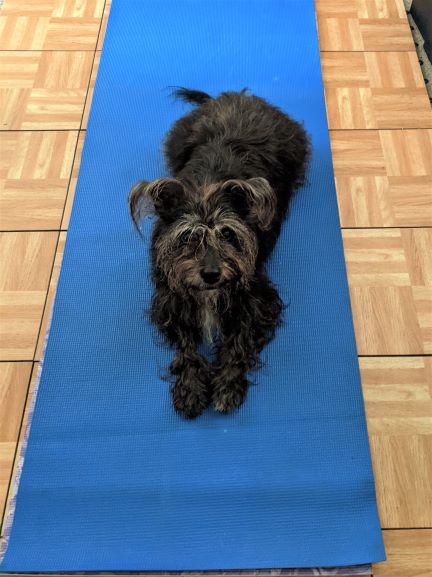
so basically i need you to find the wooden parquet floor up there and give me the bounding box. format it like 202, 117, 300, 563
0, 0, 431, 575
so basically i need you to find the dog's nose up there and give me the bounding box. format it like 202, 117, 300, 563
201, 268, 221, 285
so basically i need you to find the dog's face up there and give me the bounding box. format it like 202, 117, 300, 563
129, 177, 276, 292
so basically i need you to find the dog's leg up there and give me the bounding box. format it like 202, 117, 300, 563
151, 285, 212, 419
212, 276, 283, 413
211, 329, 254, 413
170, 334, 212, 419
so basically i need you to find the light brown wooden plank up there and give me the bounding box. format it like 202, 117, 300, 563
322, 53, 432, 129
0, 131, 78, 231
0, 361, 39, 537
412, 286, 432, 354
373, 529, 432, 577
325, 84, 432, 129
0, 362, 32, 519
330, 130, 387, 175
357, 0, 406, 19
361, 357, 432, 528
318, 18, 413, 51
359, 19, 414, 51
315, 0, 359, 17
317, 0, 413, 51
336, 174, 432, 227
371, 89, 432, 129
61, 130, 85, 229
349, 286, 424, 354
318, 17, 364, 51
0, 1, 56, 15
379, 129, 432, 177
0, 51, 93, 130
388, 177, 432, 226
321, 52, 370, 87
51, 0, 105, 17
0, 0, 104, 50
82, 52, 100, 129
333, 129, 432, 227
96, 1, 110, 51
365, 52, 425, 88
0, 232, 57, 361
344, 229, 431, 355
35, 232, 66, 361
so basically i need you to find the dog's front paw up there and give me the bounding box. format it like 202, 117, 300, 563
212, 375, 249, 413
172, 372, 210, 419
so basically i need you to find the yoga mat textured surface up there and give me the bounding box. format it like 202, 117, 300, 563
1, 0, 385, 571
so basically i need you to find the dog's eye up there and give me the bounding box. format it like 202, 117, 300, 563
219, 227, 236, 243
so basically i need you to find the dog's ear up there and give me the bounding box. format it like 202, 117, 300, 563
128, 177, 186, 230
221, 177, 276, 231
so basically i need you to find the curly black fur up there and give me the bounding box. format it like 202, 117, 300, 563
129, 88, 310, 418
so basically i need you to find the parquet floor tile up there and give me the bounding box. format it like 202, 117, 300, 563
96, 1, 109, 51
361, 357, 432, 528
35, 231, 66, 361
0, 0, 104, 50
374, 530, 432, 577
0, 362, 32, 521
82, 51, 100, 129
344, 229, 432, 354
322, 52, 432, 129
332, 129, 432, 227
61, 130, 85, 229
0, 51, 93, 130
317, 0, 414, 51
0, 131, 78, 230
0, 232, 57, 360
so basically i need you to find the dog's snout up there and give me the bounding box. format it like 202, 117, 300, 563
201, 267, 221, 285
201, 248, 221, 284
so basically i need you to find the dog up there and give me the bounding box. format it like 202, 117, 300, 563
129, 88, 310, 419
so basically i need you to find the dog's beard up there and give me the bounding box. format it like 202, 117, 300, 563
161, 258, 243, 294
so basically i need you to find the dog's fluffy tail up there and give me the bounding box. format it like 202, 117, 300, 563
173, 87, 212, 105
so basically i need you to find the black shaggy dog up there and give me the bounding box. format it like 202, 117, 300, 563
129, 88, 310, 419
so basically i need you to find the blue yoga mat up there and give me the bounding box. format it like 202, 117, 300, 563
1, 0, 385, 571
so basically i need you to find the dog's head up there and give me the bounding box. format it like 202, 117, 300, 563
129, 177, 276, 292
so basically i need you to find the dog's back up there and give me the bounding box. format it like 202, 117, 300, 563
165, 88, 310, 211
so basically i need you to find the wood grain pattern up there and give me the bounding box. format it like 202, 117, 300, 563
96, 0, 110, 51
35, 232, 66, 361
360, 357, 432, 527
344, 229, 432, 354
0, 362, 32, 520
373, 530, 432, 577
330, 130, 387, 174
0, 0, 104, 50
0, 131, 78, 230
82, 51, 100, 129
0, 232, 57, 360
357, 0, 406, 19
0, 51, 93, 130
61, 130, 85, 229
332, 129, 432, 227
322, 52, 432, 129
318, 17, 414, 52
317, 0, 415, 51
379, 129, 432, 176
0, 362, 38, 538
